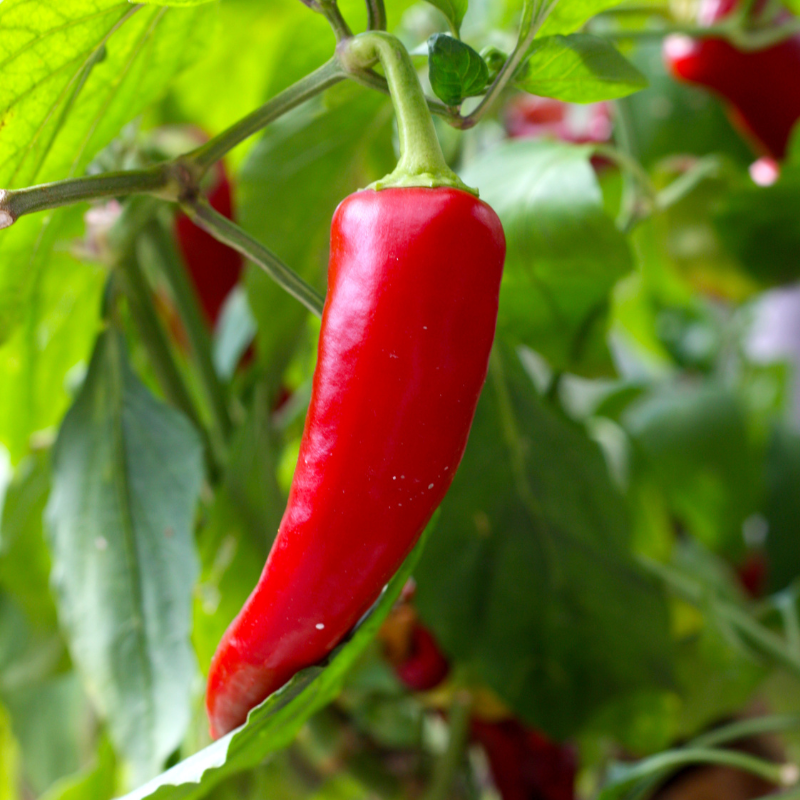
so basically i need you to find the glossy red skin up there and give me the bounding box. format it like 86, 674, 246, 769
664, 0, 800, 159
206, 187, 506, 738
471, 718, 577, 800
394, 624, 451, 691
174, 165, 244, 326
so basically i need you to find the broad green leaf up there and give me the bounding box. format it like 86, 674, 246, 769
0, 0, 213, 343
415, 348, 673, 739
427, 35, 489, 107
239, 85, 394, 378
46, 330, 203, 783
424, 0, 469, 34
462, 139, 633, 373
0, 212, 104, 463
116, 521, 432, 800
516, 34, 647, 103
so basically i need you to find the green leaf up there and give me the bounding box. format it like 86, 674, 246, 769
239, 85, 394, 378
115, 520, 433, 800
516, 34, 647, 102
462, 139, 633, 373
424, 0, 468, 35
46, 330, 203, 783
414, 348, 673, 739
427, 35, 489, 107
0, 211, 104, 463
0, 0, 213, 343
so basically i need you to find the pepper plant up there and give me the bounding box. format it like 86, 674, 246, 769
2, 0, 800, 798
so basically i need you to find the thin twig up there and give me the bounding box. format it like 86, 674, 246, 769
182, 200, 325, 318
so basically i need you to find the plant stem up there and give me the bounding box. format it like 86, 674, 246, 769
365, 0, 387, 31
189, 58, 346, 174
182, 200, 325, 318
346, 68, 455, 121
318, 0, 352, 40
340, 32, 469, 191
613, 747, 795, 793
654, 156, 721, 211
143, 219, 233, 446
0, 167, 167, 228
423, 692, 473, 800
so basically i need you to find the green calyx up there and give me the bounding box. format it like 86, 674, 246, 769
340, 33, 477, 195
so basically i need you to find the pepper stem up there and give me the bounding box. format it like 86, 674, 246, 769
341, 32, 475, 193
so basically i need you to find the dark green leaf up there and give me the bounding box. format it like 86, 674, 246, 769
115, 522, 433, 800
428, 35, 489, 107
462, 140, 633, 373
415, 348, 673, 739
0, 1, 213, 343
46, 330, 203, 782
516, 34, 647, 103
0, 215, 104, 463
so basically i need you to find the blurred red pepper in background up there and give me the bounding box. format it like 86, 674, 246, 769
664, 0, 800, 160
173, 161, 244, 327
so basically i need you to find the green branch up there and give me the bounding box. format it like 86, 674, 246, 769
181, 200, 325, 318
0, 167, 168, 228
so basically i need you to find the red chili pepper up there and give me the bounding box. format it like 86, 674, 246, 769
173, 162, 243, 327
663, 0, 800, 160
206, 185, 504, 737
205, 33, 504, 739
